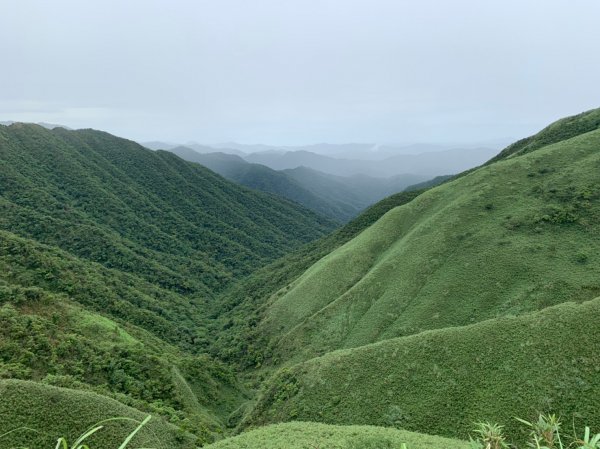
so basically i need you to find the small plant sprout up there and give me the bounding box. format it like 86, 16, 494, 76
515, 413, 563, 449
574, 426, 600, 449
470, 422, 510, 449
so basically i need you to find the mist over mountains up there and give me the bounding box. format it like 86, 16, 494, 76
143, 140, 502, 177
140, 140, 497, 221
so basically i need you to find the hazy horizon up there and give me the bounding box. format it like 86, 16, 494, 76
2, 0, 600, 145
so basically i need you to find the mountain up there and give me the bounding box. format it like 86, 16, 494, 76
187, 143, 248, 157
0, 122, 336, 446
283, 166, 426, 208
140, 140, 179, 150
211, 141, 509, 160
248, 112, 600, 363
167, 147, 356, 222
4, 109, 600, 448
0, 120, 71, 130
244, 146, 499, 177
168, 146, 429, 222
211, 142, 282, 154
211, 108, 600, 443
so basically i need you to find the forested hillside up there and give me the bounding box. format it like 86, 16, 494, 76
167, 146, 357, 222
0, 123, 335, 447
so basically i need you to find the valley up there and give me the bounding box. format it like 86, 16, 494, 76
1, 108, 600, 448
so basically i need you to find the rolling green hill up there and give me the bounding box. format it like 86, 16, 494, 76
0, 380, 197, 449
244, 297, 600, 443
255, 124, 600, 363
205, 421, 469, 449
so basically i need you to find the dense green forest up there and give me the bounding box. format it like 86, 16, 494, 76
1, 109, 600, 449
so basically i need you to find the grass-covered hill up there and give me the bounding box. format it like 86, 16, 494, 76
205, 421, 468, 449
0, 380, 197, 449
488, 108, 600, 163
245, 297, 600, 443
255, 121, 600, 363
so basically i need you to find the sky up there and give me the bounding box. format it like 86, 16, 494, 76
2, 0, 600, 145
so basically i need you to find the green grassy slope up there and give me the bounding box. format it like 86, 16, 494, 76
0, 380, 196, 449
257, 127, 600, 363
246, 297, 600, 442
206, 421, 469, 449
488, 107, 600, 163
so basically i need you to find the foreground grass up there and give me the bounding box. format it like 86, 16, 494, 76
0, 380, 197, 449
205, 421, 469, 449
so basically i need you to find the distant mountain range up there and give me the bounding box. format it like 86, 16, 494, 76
168, 146, 432, 222
0, 120, 72, 130
144, 140, 496, 221
243, 146, 499, 177
143, 140, 499, 177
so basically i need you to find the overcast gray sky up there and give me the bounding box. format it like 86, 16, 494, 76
2, 0, 599, 145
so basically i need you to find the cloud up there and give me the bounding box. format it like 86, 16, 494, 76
1, 0, 599, 144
